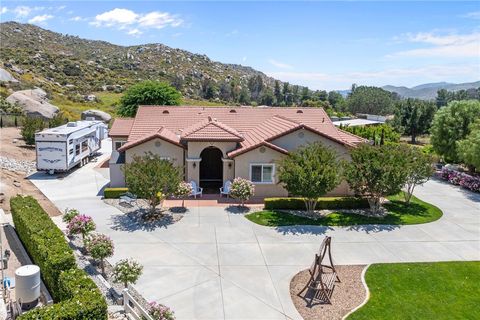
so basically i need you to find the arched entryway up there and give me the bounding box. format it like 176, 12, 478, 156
200, 147, 223, 191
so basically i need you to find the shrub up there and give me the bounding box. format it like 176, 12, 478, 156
229, 177, 255, 206
104, 187, 129, 198
175, 181, 193, 198
112, 259, 143, 288
19, 269, 108, 320
439, 167, 480, 193
148, 301, 175, 320
67, 214, 96, 240
62, 208, 80, 223
85, 233, 114, 275
21, 116, 45, 145
264, 197, 369, 210
10, 195, 76, 299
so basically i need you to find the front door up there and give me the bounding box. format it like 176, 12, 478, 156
200, 147, 223, 191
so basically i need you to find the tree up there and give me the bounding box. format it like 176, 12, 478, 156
49, 112, 68, 128
301, 87, 311, 102
343, 144, 408, 215
346, 86, 397, 115
430, 100, 480, 163
277, 143, 342, 214
85, 233, 114, 275
229, 178, 255, 206
123, 152, 182, 214
260, 88, 275, 106
403, 146, 434, 204
394, 99, 436, 144
328, 91, 344, 108
274, 80, 283, 105
436, 89, 449, 108
67, 214, 96, 240
118, 81, 181, 117
248, 75, 264, 102
238, 87, 251, 104
457, 119, 480, 172
21, 116, 44, 145
112, 259, 143, 288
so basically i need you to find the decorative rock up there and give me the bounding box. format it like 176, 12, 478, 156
0, 156, 37, 174
81, 109, 111, 123
6, 88, 59, 119
0, 68, 18, 82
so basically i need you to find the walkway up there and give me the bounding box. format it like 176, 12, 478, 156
29, 140, 480, 320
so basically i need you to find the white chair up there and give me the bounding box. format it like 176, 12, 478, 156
219, 180, 232, 198
189, 181, 203, 198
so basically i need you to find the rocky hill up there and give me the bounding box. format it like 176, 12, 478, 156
383, 81, 480, 100
0, 22, 295, 111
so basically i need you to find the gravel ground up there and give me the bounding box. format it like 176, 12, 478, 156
290, 265, 367, 320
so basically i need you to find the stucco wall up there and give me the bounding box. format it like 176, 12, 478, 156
125, 138, 185, 174
109, 163, 125, 187
234, 146, 288, 198
271, 129, 351, 160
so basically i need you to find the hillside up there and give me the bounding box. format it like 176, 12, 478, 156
383, 81, 480, 100
0, 22, 297, 118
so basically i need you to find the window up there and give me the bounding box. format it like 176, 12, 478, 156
250, 164, 274, 184
69, 140, 73, 145
69, 149, 73, 155
81, 141, 88, 153
75, 144, 80, 155
114, 141, 126, 150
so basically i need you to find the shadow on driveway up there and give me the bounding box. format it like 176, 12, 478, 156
110, 210, 176, 232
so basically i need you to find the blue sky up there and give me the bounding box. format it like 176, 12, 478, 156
1, 1, 479, 90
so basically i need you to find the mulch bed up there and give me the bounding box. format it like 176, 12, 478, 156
290, 265, 367, 320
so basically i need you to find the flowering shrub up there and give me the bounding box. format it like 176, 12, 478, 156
67, 214, 96, 239
229, 177, 255, 206
175, 182, 193, 198
112, 259, 143, 288
148, 302, 175, 320
62, 208, 80, 223
85, 233, 114, 275
439, 167, 480, 193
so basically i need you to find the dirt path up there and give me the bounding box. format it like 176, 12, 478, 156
0, 127, 61, 216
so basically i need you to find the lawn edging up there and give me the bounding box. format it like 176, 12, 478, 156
342, 264, 371, 320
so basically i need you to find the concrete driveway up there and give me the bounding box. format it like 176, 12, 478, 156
29, 140, 480, 320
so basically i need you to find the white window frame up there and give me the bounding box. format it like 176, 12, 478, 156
249, 163, 275, 184
114, 140, 126, 150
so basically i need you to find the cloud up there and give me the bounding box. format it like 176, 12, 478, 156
127, 28, 142, 36
91, 8, 183, 36
28, 14, 54, 24
268, 59, 294, 70
389, 31, 480, 58
0, 7, 7, 14
267, 64, 479, 90
462, 11, 480, 19
14, 6, 32, 17
70, 16, 86, 22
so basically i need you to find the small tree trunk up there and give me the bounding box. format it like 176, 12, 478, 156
404, 184, 415, 205
124, 282, 128, 289
100, 258, 105, 275
367, 197, 383, 216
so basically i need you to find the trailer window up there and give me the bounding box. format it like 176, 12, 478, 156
69, 149, 73, 155
81, 141, 88, 153
69, 140, 73, 145
75, 144, 80, 155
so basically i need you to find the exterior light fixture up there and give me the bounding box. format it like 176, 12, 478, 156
193, 162, 197, 169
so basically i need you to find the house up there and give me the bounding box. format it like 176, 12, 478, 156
108, 106, 365, 197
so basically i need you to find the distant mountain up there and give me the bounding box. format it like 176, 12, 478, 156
383, 81, 480, 100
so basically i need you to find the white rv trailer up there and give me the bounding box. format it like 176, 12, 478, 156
35, 120, 108, 173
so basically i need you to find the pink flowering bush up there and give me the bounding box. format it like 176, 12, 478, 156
85, 233, 114, 275
439, 167, 480, 193
67, 214, 96, 240
148, 302, 175, 320
229, 177, 255, 206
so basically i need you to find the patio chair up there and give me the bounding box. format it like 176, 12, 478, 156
119, 192, 137, 206
189, 181, 203, 198
219, 180, 232, 197
297, 236, 340, 305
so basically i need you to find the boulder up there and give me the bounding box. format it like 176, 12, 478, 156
81, 109, 111, 123
6, 88, 59, 119
0, 68, 18, 82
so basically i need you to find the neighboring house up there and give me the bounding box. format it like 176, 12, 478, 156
108, 106, 365, 197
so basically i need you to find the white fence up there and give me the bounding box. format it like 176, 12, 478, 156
123, 288, 153, 320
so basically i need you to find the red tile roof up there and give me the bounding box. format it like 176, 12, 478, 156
110, 106, 365, 154
117, 126, 183, 152
109, 118, 134, 137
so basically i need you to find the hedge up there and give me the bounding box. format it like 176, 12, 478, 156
10, 195, 76, 299
104, 187, 129, 198
264, 197, 370, 210
11, 196, 107, 320
19, 269, 107, 320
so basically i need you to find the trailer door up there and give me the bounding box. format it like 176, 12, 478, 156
36, 141, 67, 171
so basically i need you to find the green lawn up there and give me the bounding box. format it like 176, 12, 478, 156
348, 262, 480, 320
245, 193, 442, 226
